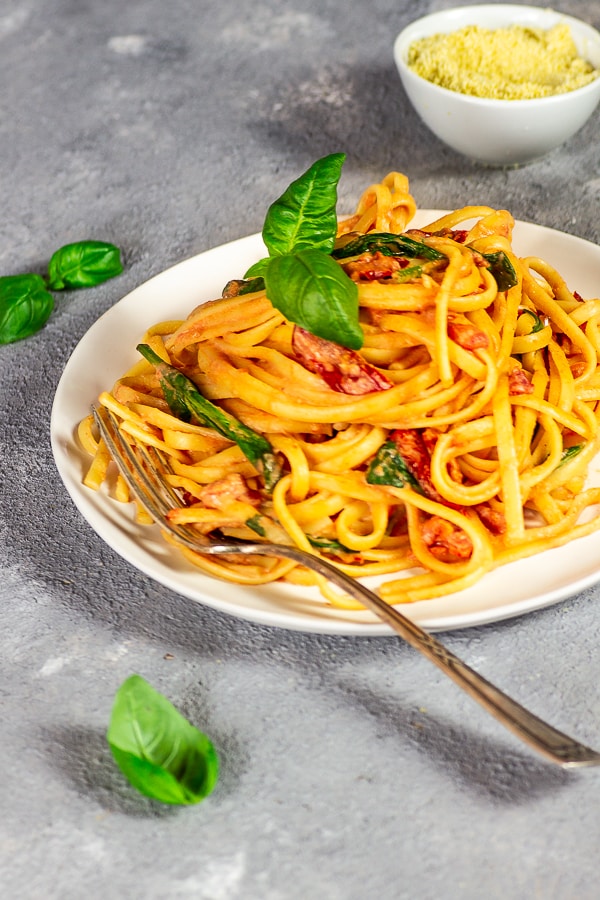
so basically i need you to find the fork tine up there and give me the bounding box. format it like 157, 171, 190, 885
93, 404, 208, 551
91, 402, 600, 768
93, 405, 171, 519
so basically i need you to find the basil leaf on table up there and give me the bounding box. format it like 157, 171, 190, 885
0, 274, 54, 344
107, 675, 219, 806
264, 249, 362, 350
47, 240, 123, 290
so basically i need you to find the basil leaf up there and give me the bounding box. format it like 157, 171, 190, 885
518, 307, 545, 333
0, 274, 54, 344
47, 240, 123, 290
245, 514, 267, 537
262, 152, 345, 258
332, 232, 446, 262
240, 154, 362, 350
244, 259, 270, 279
480, 250, 518, 292
107, 675, 219, 806
264, 249, 362, 350
307, 535, 354, 555
392, 264, 425, 283
366, 440, 423, 491
138, 343, 282, 492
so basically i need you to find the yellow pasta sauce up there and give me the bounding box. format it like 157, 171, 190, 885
408, 23, 599, 99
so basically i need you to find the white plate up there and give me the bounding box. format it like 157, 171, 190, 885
51, 212, 600, 634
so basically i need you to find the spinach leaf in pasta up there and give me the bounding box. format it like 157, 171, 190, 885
137, 343, 282, 492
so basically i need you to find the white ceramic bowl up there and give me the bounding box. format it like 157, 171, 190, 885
393, 4, 600, 166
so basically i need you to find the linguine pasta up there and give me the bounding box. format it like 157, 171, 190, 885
79, 171, 600, 609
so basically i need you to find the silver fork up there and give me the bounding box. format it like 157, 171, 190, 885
93, 403, 600, 768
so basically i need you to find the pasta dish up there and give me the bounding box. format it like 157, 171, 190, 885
78, 160, 600, 610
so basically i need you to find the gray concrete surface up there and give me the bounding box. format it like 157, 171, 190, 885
2, 1, 600, 897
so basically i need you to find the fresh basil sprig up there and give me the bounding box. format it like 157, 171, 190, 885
244, 153, 364, 351
107, 675, 219, 806
0, 239, 123, 344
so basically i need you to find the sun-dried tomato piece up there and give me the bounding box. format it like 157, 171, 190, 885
292, 326, 393, 394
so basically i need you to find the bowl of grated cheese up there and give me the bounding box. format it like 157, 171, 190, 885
393, 4, 600, 165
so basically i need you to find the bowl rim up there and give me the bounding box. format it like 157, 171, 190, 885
394, 3, 600, 107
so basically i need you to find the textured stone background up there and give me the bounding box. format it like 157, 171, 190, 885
2, 1, 600, 897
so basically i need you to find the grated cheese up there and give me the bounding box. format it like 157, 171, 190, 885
407, 23, 599, 100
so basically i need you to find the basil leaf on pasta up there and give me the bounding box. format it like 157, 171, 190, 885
0, 274, 54, 344
107, 675, 219, 806
480, 250, 518, 291
137, 343, 282, 491
264, 249, 362, 350
366, 440, 423, 492
262, 152, 345, 258
239, 153, 364, 350
333, 232, 446, 262
307, 535, 355, 555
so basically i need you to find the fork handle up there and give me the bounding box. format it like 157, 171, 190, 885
224, 542, 600, 768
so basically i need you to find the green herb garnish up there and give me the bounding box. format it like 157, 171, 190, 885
307, 535, 355, 555
0, 240, 123, 344
0, 274, 55, 344
107, 675, 219, 806
245, 514, 267, 537
479, 250, 518, 292
47, 240, 123, 290
137, 343, 282, 492
366, 440, 423, 491
518, 308, 545, 333
332, 232, 446, 262
244, 153, 363, 350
